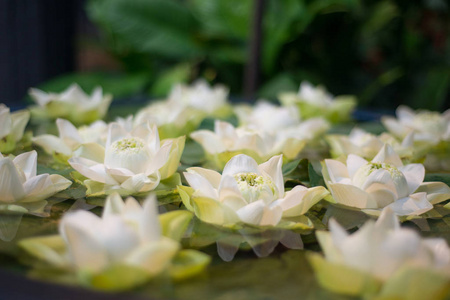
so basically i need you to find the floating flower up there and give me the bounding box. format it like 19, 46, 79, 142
279, 81, 356, 123
382, 105, 450, 171
19, 193, 210, 290
0, 150, 71, 214
134, 100, 205, 139
322, 144, 450, 217
308, 208, 450, 299
33, 118, 108, 162
0, 150, 71, 241
68, 122, 185, 196
180, 154, 329, 227
168, 79, 231, 116
0, 104, 30, 154
234, 101, 301, 133
326, 127, 415, 161
190, 120, 314, 169
29, 83, 112, 125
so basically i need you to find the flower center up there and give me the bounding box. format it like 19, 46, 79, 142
104, 137, 151, 174
233, 172, 276, 204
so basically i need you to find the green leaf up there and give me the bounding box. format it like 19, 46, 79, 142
88, 0, 202, 59
308, 162, 325, 187
282, 159, 302, 176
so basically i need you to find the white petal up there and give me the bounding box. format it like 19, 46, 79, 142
0, 106, 12, 139
398, 164, 425, 194
120, 172, 160, 193
146, 141, 172, 175
372, 144, 403, 167
190, 130, 226, 154
184, 171, 218, 200
56, 118, 82, 149
375, 207, 399, 231
106, 122, 128, 149
259, 155, 284, 196
32, 135, 72, 156
140, 194, 161, 242
186, 167, 222, 189
13, 150, 37, 179
102, 192, 125, 217
69, 157, 116, 184
10, 109, 30, 141
21, 174, 71, 203
222, 154, 260, 178
328, 183, 377, 208
278, 186, 329, 216
236, 200, 282, 226
324, 159, 350, 184
0, 158, 26, 202
346, 154, 368, 179
416, 182, 450, 204
386, 192, 433, 216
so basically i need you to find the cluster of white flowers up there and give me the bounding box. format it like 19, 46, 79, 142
0, 79, 448, 296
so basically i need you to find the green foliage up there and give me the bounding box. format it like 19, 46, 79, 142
81, 0, 449, 110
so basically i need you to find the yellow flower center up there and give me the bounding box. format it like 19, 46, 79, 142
233, 172, 276, 204
353, 162, 406, 191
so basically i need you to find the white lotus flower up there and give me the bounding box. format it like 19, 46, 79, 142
68, 121, 185, 196
29, 84, 112, 125
309, 208, 450, 297
0, 150, 71, 213
182, 154, 329, 226
191, 120, 330, 169
279, 81, 356, 123
326, 127, 415, 160
168, 79, 229, 114
234, 101, 301, 133
382, 105, 450, 171
33, 118, 108, 160
134, 100, 205, 139
323, 144, 450, 216
59, 193, 179, 274
382, 105, 450, 145
0, 104, 30, 153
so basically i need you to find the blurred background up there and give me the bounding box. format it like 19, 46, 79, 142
1, 0, 449, 110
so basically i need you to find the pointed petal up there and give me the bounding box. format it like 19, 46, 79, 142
140, 194, 161, 242
184, 171, 218, 200
346, 155, 368, 179
259, 155, 284, 196
146, 142, 172, 175
375, 207, 399, 232
386, 192, 433, 216
324, 159, 350, 184
32, 135, 72, 156
186, 167, 222, 189
0, 106, 12, 139
278, 186, 329, 217
0, 158, 26, 202
236, 200, 282, 226
372, 144, 403, 167
222, 154, 260, 178
69, 157, 116, 184
398, 164, 425, 194
10, 109, 30, 141
13, 150, 37, 179
102, 192, 125, 217
20, 174, 71, 203
56, 118, 82, 149
120, 172, 160, 193
415, 182, 450, 204
328, 183, 376, 208
190, 130, 226, 154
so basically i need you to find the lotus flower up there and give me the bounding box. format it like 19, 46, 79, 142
234, 101, 301, 133
0, 104, 30, 153
33, 118, 108, 161
134, 100, 205, 139
29, 84, 112, 125
0, 150, 71, 214
180, 154, 329, 227
19, 193, 210, 290
190, 120, 320, 169
279, 81, 356, 123
308, 208, 450, 298
323, 144, 450, 217
168, 79, 230, 115
68, 122, 185, 196
326, 127, 415, 161
382, 105, 450, 171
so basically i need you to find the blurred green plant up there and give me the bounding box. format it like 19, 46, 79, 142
40, 0, 449, 110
